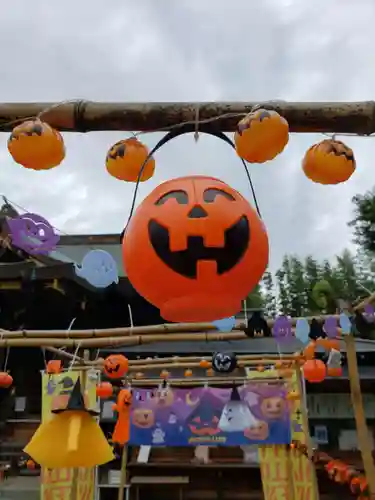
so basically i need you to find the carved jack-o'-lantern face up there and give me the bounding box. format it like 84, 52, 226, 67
123, 176, 269, 322
260, 397, 285, 420
103, 355, 129, 379
244, 420, 269, 441
132, 408, 155, 428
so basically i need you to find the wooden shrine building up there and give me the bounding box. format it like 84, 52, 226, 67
0, 200, 374, 500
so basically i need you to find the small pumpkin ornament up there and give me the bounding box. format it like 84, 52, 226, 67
199, 359, 211, 369
0, 372, 13, 388
96, 382, 113, 399
184, 369, 193, 377
46, 360, 63, 374
302, 139, 355, 185
123, 175, 269, 322
234, 109, 289, 163
103, 354, 129, 379
106, 137, 155, 182
26, 459, 36, 470
302, 359, 326, 383
8, 119, 65, 170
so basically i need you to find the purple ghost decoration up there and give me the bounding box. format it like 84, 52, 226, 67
323, 316, 338, 338
272, 316, 293, 343
364, 304, 375, 323
7, 213, 60, 255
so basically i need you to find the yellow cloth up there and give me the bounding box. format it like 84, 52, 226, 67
24, 411, 114, 468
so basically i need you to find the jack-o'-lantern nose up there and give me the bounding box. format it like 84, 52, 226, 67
188, 205, 208, 219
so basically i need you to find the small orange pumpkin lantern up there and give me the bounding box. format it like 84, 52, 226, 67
160, 370, 170, 379
96, 382, 113, 399
199, 359, 211, 369
302, 139, 355, 185
184, 369, 193, 377
234, 109, 289, 163
123, 175, 269, 322
106, 137, 155, 182
303, 359, 326, 383
0, 372, 13, 388
46, 360, 62, 374
103, 354, 129, 379
206, 368, 214, 376
8, 119, 65, 170
26, 459, 36, 470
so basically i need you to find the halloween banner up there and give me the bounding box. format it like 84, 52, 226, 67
40, 371, 98, 500
129, 384, 291, 447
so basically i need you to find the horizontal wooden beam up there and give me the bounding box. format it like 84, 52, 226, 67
0, 101, 375, 134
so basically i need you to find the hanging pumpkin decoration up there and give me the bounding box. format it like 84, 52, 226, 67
160, 370, 170, 379
211, 352, 237, 374
103, 355, 129, 379
123, 175, 269, 323
302, 359, 326, 383
46, 360, 63, 374
234, 109, 289, 163
302, 139, 356, 185
184, 369, 193, 377
26, 459, 36, 470
199, 359, 211, 369
8, 119, 65, 170
96, 382, 113, 399
0, 372, 13, 388
106, 137, 155, 182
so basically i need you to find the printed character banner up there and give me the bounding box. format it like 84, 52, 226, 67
41, 371, 98, 500
129, 384, 291, 446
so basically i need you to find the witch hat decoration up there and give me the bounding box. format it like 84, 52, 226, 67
230, 386, 241, 401
52, 378, 99, 415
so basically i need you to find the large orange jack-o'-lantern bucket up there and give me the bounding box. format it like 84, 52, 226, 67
121, 124, 269, 323
123, 176, 268, 322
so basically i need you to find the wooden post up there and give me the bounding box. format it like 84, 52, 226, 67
345, 335, 375, 498
0, 100, 375, 134
117, 445, 128, 500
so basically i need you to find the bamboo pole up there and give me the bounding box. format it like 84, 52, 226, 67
1, 101, 375, 134
0, 311, 361, 340
125, 376, 285, 387
345, 334, 375, 498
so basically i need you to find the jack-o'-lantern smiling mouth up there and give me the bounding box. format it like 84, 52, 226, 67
148, 216, 250, 279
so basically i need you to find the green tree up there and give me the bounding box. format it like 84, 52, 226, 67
349, 188, 375, 253
275, 256, 292, 315
288, 256, 308, 316
262, 270, 277, 318
245, 283, 264, 309
304, 256, 322, 313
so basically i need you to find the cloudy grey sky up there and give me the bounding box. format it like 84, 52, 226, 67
0, 0, 374, 272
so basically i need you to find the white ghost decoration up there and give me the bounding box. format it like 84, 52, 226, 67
218, 387, 258, 432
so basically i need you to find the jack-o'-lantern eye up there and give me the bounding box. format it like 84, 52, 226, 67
203, 188, 235, 203
155, 190, 188, 205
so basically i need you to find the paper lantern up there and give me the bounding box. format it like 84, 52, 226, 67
103, 355, 129, 379
46, 360, 62, 375
211, 352, 237, 374
96, 382, 113, 399
74, 249, 119, 288
184, 369, 193, 377
234, 109, 289, 163
302, 139, 355, 185
122, 175, 269, 322
106, 137, 155, 182
8, 119, 65, 170
0, 372, 12, 388
218, 387, 258, 432
302, 359, 326, 383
